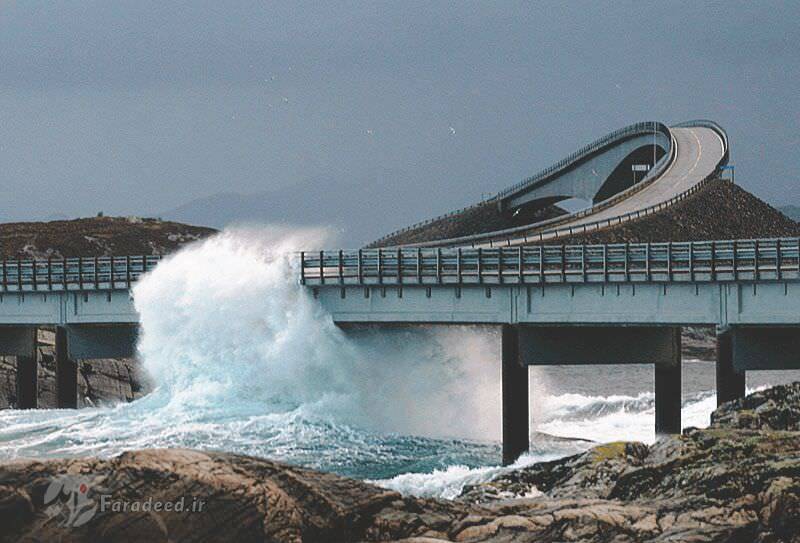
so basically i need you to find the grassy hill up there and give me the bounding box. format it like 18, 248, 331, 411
0, 216, 216, 259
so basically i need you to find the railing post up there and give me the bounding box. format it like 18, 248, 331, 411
667, 242, 672, 282
581, 244, 586, 282
17, 258, 22, 291
126, 256, 131, 289
710, 241, 716, 281
689, 242, 694, 282
32, 259, 37, 292
645, 243, 650, 282
396, 248, 401, 285
560, 245, 566, 283
338, 249, 344, 285
776, 240, 782, 280
94, 256, 99, 289
796, 239, 800, 275
110, 255, 115, 289
319, 250, 325, 285
436, 248, 441, 284
518, 246, 523, 284
755, 239, 760, 280
358, 249, 363, 284
624, 243, 629, 282
1, 259, 6, 292
498, 249, 504, 285
732, 241, 737, 281
416, 248, 421, 284
78, 257, 83, 291
476, 248, 482, 284
537, 245, 543, 283
300, 252, 305, 285
457, 248, 462, 284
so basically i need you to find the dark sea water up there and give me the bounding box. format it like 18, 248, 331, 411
1, 230, 797, 499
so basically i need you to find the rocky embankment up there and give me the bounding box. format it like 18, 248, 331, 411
372, 178, 799, 248
564, 179, 800, 244
0, 216, 215, 259
3, 383, 800, 542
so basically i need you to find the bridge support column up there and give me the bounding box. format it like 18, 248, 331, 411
716, 329, 745, 407
502, 324, 528, 465
56, 326, 78, 409
654, 328, 681, 435
15, 328, 38, 410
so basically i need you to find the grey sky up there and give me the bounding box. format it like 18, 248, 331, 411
1, 1, 798, 233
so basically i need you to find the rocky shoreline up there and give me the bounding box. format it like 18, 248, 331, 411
3, 383, 800, 542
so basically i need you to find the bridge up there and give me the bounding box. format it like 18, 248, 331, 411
302, 119, 800, 465
372, 120, 727, 248
0, 257, 155, 410
301, 239, 800, 463
2, 119, 797, 467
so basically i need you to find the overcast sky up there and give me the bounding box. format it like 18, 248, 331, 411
0, 1, 798, 226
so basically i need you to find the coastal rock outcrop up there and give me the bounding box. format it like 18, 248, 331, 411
3, 383, 800, 542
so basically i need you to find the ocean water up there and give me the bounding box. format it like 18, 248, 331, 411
0, 228, 798, 500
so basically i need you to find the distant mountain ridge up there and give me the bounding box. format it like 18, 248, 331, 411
779, 205, 800, 222
159, 173, 478, 247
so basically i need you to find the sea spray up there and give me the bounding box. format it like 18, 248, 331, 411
133, 227, 503, 439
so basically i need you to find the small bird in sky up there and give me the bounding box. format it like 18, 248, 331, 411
449, 126, 456, 135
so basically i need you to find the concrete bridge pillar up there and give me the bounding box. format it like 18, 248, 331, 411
716, 328, 745, 406
654, 329, 681, 435
15, 329, 38, 410
502, 324, 529, 465
0, 326, 38, 409
56, 326, 78, 409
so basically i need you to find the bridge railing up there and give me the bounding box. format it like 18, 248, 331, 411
0, 255, 161, 291
301, 237, 800, 286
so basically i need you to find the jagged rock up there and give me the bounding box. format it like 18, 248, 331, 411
4, 385, 800, 541
711, 382, 800, 431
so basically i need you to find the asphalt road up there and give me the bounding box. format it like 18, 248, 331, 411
471, 126, 725, 248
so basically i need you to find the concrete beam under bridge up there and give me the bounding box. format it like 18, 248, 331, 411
730, 326, 800, 372
65, 324, 138, 359
516, 326, 681, 366
508, 325, 682, 445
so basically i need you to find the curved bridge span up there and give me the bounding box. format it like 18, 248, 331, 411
374, 120, 728, 248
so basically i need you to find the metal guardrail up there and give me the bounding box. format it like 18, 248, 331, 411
301, 237, 800, 285
370, 121, 671, 247
0, 256, 160, 291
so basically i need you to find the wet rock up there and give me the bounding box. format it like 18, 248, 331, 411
4, 384, 800, 541
711, 382, 800, 431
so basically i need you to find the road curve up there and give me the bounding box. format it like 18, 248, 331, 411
392, 122, 727, 249
519, 126, 726, 243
